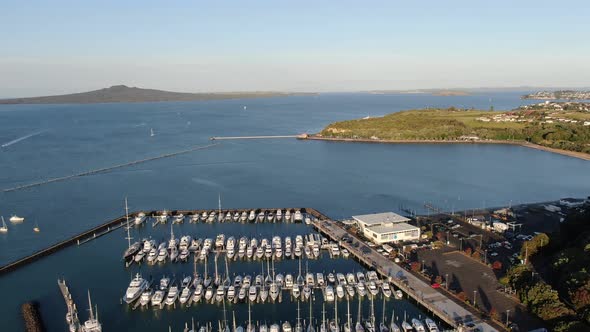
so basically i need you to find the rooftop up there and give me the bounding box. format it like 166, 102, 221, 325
369, 222, 419, 234
352, 212, 410, 225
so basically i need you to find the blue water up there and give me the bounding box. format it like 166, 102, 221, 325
0, 92, 588, 331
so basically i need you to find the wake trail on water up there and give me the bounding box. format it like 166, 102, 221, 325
1, 130, 46, 148
2, 142, 221, 193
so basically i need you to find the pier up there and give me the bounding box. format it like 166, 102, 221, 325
311, 218, 502, 332
210, 134, 306, 140
58, 279, 81, 332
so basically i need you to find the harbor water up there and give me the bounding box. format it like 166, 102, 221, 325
0, 92, 589, 331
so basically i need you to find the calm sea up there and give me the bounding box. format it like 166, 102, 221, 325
0, 92, 588, 331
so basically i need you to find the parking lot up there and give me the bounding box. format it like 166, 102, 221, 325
415, 249, 544, 331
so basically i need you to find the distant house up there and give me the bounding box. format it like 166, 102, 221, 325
352, 212, 420, 244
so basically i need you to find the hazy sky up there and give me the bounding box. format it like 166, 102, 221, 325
1, 0, 589, 96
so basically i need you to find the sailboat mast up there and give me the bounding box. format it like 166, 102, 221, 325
370, 296, 375, 327
87, 290, 95, 321
218, 193, 222, 215
125, 197, 131, 248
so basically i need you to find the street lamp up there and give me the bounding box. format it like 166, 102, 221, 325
473, 290, 477, 307
506, 309, 510, 326
422, 260, 425, 273
445, 273, 449, 290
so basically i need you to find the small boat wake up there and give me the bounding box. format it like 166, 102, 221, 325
1, 131, 45, 148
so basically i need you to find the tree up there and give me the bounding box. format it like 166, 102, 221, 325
521, 233, 550, 261
489, 308, 499, 321
492, 261, 502, 270
457, 291, 467, 302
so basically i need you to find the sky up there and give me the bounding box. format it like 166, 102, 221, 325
1, 0, 589, 96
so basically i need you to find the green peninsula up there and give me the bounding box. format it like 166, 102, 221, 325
318, 103, 590, 155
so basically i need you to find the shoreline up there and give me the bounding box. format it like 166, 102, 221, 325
303, 136, 590, 161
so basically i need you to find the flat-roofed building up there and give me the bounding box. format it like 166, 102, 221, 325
352, 212, 420, 244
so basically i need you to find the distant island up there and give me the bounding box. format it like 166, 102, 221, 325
523, 90, 590, 100
0, 85, 315, 105
367, 89, 470, 96
311, 102, 590, 159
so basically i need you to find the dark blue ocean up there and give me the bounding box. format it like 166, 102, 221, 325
0, 92, 588, 331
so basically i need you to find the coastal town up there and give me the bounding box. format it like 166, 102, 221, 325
476, 101, 590, 126
522, 90, 590, 100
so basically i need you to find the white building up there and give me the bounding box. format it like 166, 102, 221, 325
352, 212, 420, 244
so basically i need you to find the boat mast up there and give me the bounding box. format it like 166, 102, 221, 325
347, 297, 351, 330
248, 298, 252, 332
357, 297, 361, 326
297, 300, 301, 329
335, 297, 338, 331
370, 296, 375, 327
87, 290, 95, 321
322, 303, 326, 331
204, 254, 208, 279
214, 254, 219, 285
309, 294, 313, 330
218, 193, 222, 216
125, 197, 132, 248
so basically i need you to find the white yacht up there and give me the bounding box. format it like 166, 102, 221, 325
346, 285, 355, 298
179, 286, 191, 304
9, 215, 24, 223
270, 283, 280, 302
248, 286, 257, 302
390, 322, 401, 332
424, 319, 438, 332
204, 286, 214, 302
411, 319, 424, 332
267, 211, 275, 222
215, 234, 226, 248
336, 285, 345, 299
294, 210, 303, 222
292, 284, 300, 299
151, 290, 165, 307
317, 273, 325, 286
207, 211, 217, 223
193, 284, 204, 302
257, 211, 266, 222
276, 209, 283, 221
283, 321, 292, 332
241, 211, 248, 222
382, 283, 392, 298
165, 286, 179, 306
134, 212, 146, 225
248, 210, 256, 222
401, 322, 412, 332
159, 276, 170, 290
394, 290, 403, 299
368, 281, 379, 296
124, 274, 149, 304
139, 289, 153, 306
233, 211, 241, 222
285, 210, 292, 222
325, 286, 335, 302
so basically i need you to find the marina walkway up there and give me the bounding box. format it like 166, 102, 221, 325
313, 220, 500, 332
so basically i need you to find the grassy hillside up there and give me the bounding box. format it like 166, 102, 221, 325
319, 107, 590, 154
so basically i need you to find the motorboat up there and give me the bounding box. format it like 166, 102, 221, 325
179, 286, 191, 304
368, 281, 379, 296
204, 286, 214, 302
382, 283, 392, 298
215, 234, 225, 248
165, 286, 179, 306
283, 321, 292, 332
159, 276, 170, 290
294, 210, 303, 222
233, 212, 241, 222
124, 274, 149, 304
227, 285, 236, 302
179, 235, 192, 251
169, 246, 179, 262
134, 212, 146, 225
356, 272, 366, 284
411, 319, 425, 332
257, 211, 265, 222
285, 210, 292, 222
325, 286, 335, 302
215, 285, 225, 303
401, 322, 412, 332
356, 283, 367, 298
336, 285, 345, 299
394, 290, 403, 299
238, 286, 247, 302
139, 289, 153, 306
179, 249, 190, 262
248, 210, 256, 222
317, 273, 325, 286
123, 242, 141, 261
207, 211, 217, 223
9, 215, 24, 223
346, 285, 355, 298
240, 211, 248, 222
259, 286, 269, 302
248, 286, 257, 302
225, 212, 233, 221
267, 212, 275, 222
327, 273, 336, 284
346, 273, 356, 285
276, 209, 283, 221
380, 322, 389, 332
147, 248, 157, 264
292, 285, 300, 299
424, 319, 439, 332
342, 249, 350, 258
337, 273, 347, 285
390, 322, 401, 332
303, 285, 311, 300
193, 284, 204, 302
151, 290, 164, 307
306, 273, 315, 287
270, 283, 280, 302
270, 324, 280, 332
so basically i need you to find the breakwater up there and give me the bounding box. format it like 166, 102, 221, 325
2, 143, 220, 193
0, 207, 316, 276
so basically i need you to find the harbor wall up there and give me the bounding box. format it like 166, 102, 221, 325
21, 301, 45, 332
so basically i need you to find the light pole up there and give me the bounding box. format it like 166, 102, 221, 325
445, 273, 449, 290
506, 309, 510, 326
473, 290, 477, 307
422, 260, 425, 273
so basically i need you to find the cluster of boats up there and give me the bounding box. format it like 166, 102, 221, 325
124, 265, 406, 311
170, 293, 440, 332
124, 230, 348, 265
149, 209, 307, 226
